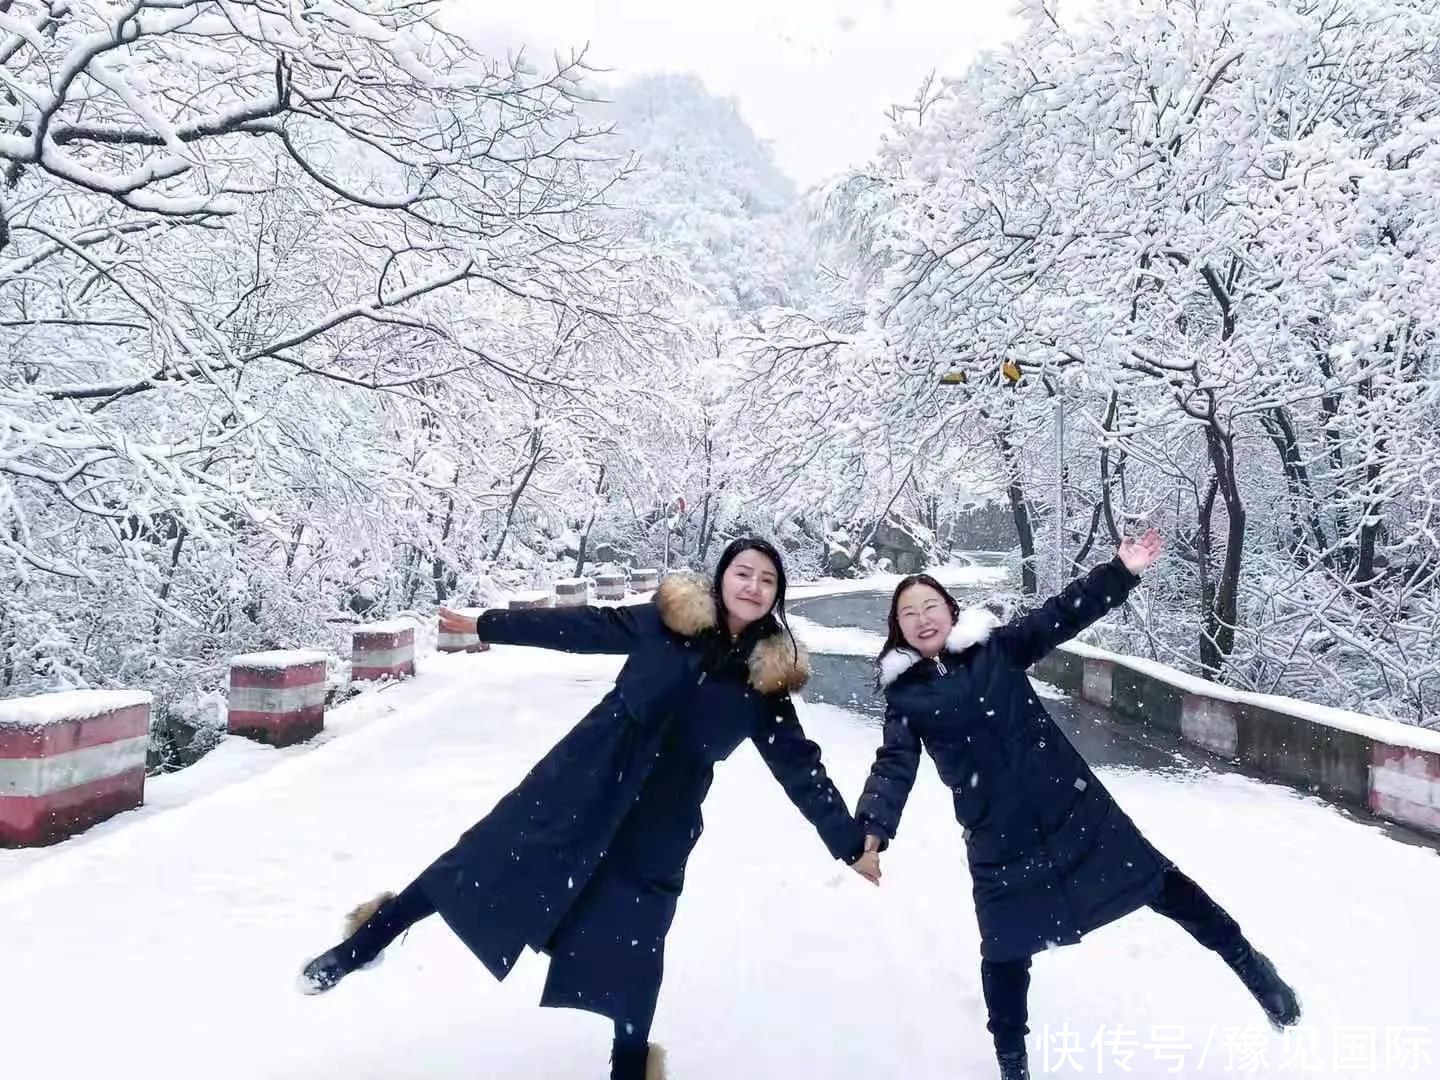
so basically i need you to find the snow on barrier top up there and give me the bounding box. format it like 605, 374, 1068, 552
230, 649, 329, 669
555, 578, 588, 590
792, 613, 1440, 755
511, 591, 552, 604
1059, 639, 1440, 756
355, 619, 415, 635
0, 689, 153, 730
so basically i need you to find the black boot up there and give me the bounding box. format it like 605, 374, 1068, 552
297, 891, 400, 996
1231, 948, 1302, 1030
611, 1041, 665, 1080
996, 1049, 1030, 1080
297, 945, 355, 995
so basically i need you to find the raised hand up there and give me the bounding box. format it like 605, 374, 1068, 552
1118, 528, 1164, 575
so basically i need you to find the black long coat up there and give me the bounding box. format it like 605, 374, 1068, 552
416, 573, 865, 1030
858, 558, 1169, 962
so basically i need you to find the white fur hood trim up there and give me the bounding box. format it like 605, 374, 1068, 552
877, 607, 999, 688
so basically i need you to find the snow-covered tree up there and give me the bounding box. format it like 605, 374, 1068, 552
0, 1, 653, 739
757, 0, 1440, 723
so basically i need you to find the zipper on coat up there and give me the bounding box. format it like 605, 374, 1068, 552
934, 657, 948, 676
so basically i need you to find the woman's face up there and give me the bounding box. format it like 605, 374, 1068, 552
896, 582, 954, 658
721, 549, 779, 629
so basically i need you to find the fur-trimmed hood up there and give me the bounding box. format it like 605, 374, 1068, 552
877, 607, 999, 688
655, 571, 810, 695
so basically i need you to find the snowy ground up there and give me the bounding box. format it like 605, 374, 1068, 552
2, 619, 1435, 1078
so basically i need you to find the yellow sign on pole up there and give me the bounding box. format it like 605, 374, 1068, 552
938, 361, 1021, 386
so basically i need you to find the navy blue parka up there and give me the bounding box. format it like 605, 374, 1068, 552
416, 573, 865, 1028
858, 558, 1169, 962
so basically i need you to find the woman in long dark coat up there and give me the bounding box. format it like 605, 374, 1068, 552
854, 531, 1301, 1080
300, 538, 874, 1079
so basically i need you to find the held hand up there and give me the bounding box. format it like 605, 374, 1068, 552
851, 850, 882, 886
1118, 528, 1164, 575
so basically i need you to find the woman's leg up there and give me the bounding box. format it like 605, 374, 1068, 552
1149, 866, 1300, 1027
610, 1016, 662, 1080
1148, 866, 1247, 959
981, 956, 1032, 1056
342, 881, 436, 962
300, 879, 436, 993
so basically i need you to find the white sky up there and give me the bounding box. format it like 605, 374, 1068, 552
449, 1, 1028, 189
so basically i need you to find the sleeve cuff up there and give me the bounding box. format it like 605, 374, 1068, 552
857, 821, 893, 848
1105, 555, 1141, 587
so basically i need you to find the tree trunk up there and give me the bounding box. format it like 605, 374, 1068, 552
1203, 422, 1246, 669
696, 432, 715, 565
1261, 406, 1330, 566
1315, 350, 1350, 554
492, 430, 544, 562
995, 428, 1037, 595
573, 464, 608, 577
1099, 392, 1126, 547
149, 525, 189, 646
1072, 499, 1105, 572
1192, 259, 1245, 672
1, 599, 15, 688
283, 523, 306, 571
1356, 373, 1386, 592
402, 544, 424, 610
1195, 475, 1221, 675
1075, 392, 1121, 571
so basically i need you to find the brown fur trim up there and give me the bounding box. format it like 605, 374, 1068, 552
646, 1044, 668, 1080
748, 631, 811, 694
656, 570, 809, 694
344, 891, 395, 938
655, 572, 717, 637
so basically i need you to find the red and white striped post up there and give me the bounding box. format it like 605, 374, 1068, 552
351, 620, 416, 682
227, 650, 327, 747
1181, 695, 1238, 758
0, 690, 151, 847
629, 569, 659, 594
1080, 658, 1115, 708
438, 607, 489, 654
594, 572, 627, 602
554, 579, 590, 607
1370, 744, 1440, 833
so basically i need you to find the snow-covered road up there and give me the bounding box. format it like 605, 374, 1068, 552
2, 636, 1434, 1078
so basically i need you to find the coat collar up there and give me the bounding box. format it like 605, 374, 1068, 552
877, 607, 999, 688
655, 571, 811, 695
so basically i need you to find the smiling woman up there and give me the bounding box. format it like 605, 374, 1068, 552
718, 544, 781, 636
300, 537, 874, 1080
857, 532, 1302, 1080
889, 572, 963, 659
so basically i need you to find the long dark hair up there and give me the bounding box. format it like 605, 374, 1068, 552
710, 536, 798, 664
877, 573, 960, 665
